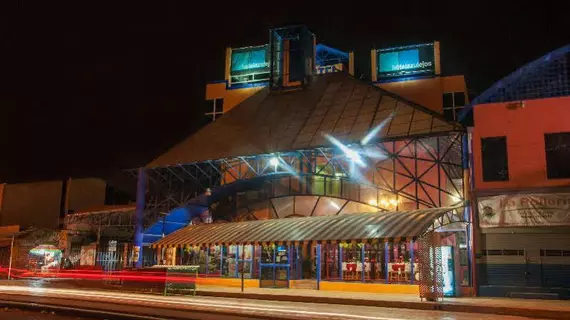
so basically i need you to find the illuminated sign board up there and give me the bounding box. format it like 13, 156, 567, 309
230, 45, 270, 85
377, 43, 435, 79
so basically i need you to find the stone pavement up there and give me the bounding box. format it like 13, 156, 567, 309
196, 285, 570, 319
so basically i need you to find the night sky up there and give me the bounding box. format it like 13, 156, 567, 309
0, 2, 566, 183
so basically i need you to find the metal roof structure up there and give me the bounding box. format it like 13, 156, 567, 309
461, 44, 570, 120
315, 44, 349, 66
149, 73, 462, 168
152, 206, 461, 248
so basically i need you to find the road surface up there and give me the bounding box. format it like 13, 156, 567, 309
1, 307, 97, 320
0, 285, 544, 320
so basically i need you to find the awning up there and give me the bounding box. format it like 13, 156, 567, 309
152, 207, 462, 248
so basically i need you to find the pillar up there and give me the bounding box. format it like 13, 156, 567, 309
348, 52, 354, 77
370, 49, 378, 82
235, 245, 240, 278
384, 241, 389, 284
339, 245, 343, 280
134, 168, 146, 268
316, 243, 321, 290
361, 243, 365, 282
410, 240, 415, 284
0, 183, 5, 212
205, 246, 210, 276
220, 245, 224, 276
287, 245, 292, 284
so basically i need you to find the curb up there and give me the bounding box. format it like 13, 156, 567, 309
196, 290, 570, 320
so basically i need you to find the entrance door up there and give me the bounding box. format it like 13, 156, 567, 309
259, 245, 291, 288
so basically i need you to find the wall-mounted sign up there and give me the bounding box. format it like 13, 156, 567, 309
230, 45, 270, 85
478, 193, 570, 228
378, 43, 436, 79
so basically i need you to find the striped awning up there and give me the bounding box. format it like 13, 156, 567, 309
152, 207, 461, 248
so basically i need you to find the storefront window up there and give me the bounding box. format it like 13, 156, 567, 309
387, 241, 416, 284
364, 243, 386, 282
226, 245, 254, 278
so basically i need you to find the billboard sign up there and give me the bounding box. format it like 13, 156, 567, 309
478, 193, 570, 228
230, 45, 270, 85
378, 43, 435, 79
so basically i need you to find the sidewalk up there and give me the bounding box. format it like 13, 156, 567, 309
196, 285, 570, 319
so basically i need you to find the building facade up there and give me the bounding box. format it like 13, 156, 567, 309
467, 45, 570, 299
136, 26, 472, 299
205, 38, 469, 123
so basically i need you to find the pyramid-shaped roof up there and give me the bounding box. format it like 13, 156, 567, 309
148, 73, 462, 168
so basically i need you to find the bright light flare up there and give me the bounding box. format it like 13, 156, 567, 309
329, 200, 341, 210
269, 157, 279, 167
361, 115, 393, 146
323, 134, 366, 168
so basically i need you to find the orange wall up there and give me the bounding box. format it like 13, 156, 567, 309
376, 75, 467, 114
205, 83, 264, 113
205, 82, 226, 100
473, 97, 570, 190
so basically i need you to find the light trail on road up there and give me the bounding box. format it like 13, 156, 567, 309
0, 285, 540, 320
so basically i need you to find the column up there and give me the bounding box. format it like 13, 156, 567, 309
410, 240, 415, 284
235, 245, 239, 278
220, 245, 224, 276
316, 243, 321, 290
361, 243, 365, 282
384, 241, 389, 284
205, 246, 210, 276
134, 168, 146, 268
287, 245, 292, 284
339, 245, 343, 280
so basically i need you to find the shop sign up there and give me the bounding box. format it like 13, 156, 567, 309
377, 43, 435, 79
478, 193, 570, 228
108, 240, 117, 252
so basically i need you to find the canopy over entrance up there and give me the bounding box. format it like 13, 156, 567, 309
152, 207, 462, 248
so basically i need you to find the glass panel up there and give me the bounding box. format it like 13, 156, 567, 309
387, 241, 412, 284
311, 176, 325, 195
321, 244, 340, 280
294, 196, 319, 217
443, 93, 454, 108
313, 197, 346, 216
340, 243, 363, 281
326, 178, 341, 198
271, 196, 294, 218
365, 243, 386, 282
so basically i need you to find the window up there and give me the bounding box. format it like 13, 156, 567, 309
442, 92, 467, 121
540, 250, 570, 257
481, 136, 509, 182
545, 132, 570, 179
482, 249, 524, 256
205, 98, 224, 122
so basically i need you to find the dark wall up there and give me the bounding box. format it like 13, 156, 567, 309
0, 181, 63, 229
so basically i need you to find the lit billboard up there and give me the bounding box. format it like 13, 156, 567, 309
377, 43, 435, 79
230, 45, 270, 85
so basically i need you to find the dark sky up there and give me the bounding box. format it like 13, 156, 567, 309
0, 1, 567, 182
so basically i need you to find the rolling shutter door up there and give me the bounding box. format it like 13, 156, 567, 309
480, 231, 570, 289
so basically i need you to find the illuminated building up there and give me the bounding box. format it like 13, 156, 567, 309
135, 26, 472, 298
464, 44, 570, 299
205, 34, 468, 122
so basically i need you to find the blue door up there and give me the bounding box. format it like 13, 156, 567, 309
259, 245, 291, 288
